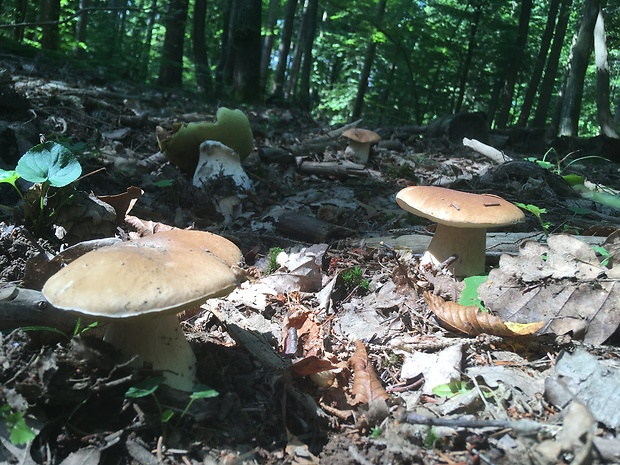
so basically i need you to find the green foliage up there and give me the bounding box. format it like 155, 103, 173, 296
0, 141, 82, 236
592, 245, 611, 267
341, 266, 370, 292
525, 149, 609, 178
515, 202, 552, 235
125, 377, 219, 425
369, 426, 383, 438
432, 380, 471, 398
0, 405, 36, 445
458, 275, 488, 311
265, 247, 284, 274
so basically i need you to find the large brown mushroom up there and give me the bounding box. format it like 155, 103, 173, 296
42, 230, 243, 391
396, 186, 525, 277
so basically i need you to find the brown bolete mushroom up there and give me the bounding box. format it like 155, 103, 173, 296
341, 128, 381, 164
42, 230, 243, 391
396, 186, 525, 277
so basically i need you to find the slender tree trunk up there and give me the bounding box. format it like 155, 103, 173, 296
558, 0, 599, 137
40, 0, 61, 50
593, 8, 618, 138
137, 0, 158, 82
271, 0, 298, 100
351, 0, 388, 120
297, 0, 318, 109
454, 1, 483, 113
260, 0, 280, 91
215, 2, 233, 95
516, 0, 559, 126
157, 0, 190, 87
14, 0, 27, 41
532, 0, 571, 128
231, 0, 262, 102
74, 0, 89, 58
192, 0, 213, 98
495, 0, 532, 128
285, 0, 308, 99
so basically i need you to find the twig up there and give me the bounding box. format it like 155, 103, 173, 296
402, 412, 557, 436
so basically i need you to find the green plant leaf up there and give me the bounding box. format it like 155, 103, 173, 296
16, 141, 82, 187
190, 387, 219, 400
161, 409, 175, 423
458, 275, 488, 310
432, 381, 470, 398
0, 169, 20, 186
125, 377, 165, 398
153, 179, 175, 188
4, 411, 36, 445
562, 173, 585, 186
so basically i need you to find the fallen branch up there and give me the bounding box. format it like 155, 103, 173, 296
403, 412, 557, 435
463, 137, 512, 164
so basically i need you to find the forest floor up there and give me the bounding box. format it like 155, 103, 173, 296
1, 51, 620, 465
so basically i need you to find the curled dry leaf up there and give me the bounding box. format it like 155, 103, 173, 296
423, 291, 544, 337
348, 340, 389, 405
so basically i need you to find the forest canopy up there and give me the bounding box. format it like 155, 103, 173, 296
1, 0, 619, 138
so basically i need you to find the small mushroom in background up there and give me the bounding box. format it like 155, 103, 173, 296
341, 128, 381, 164
42, 230, 244, 391
192, 140, 253, 224
396, 185, 525, 278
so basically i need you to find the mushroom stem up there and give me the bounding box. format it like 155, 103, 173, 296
345, 141, 371, 164
422, 224, 487, 277
104, 314, 197, 391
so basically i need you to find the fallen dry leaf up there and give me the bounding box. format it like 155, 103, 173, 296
97, 186, 143, 225
348, 340, 389, 405
478, 234, 620, 344
424, 291, 544, 337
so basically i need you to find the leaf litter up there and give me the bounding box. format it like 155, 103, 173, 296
1, 55, 620, 464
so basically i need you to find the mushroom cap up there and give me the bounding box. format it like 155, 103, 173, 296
396, 186, 525, 228
42, 231, 242, 319
342, 128, 381, 144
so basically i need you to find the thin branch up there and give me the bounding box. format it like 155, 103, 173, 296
0, 7, 149, 29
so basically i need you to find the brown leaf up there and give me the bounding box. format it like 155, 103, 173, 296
97, 186, 144, 225
424, 291, 544, 337
348, 340, 389, 405
288, 356, 340, 378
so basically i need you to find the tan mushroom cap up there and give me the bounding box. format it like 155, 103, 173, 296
42, 232, 241, 319
396, 186, 525, 228
342, 128, 381, 144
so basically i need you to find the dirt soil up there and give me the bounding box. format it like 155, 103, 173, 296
1, 52, 620, 465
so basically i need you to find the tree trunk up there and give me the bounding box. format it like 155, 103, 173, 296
495, 0, 532, 128
351, 0, 388, 120
14, 0, 27, 41
137, 0, 158, 82
215, 1, 232, 96
260, 0, 280, 91
231, 0, 262, 102
285, 0, 307, 100
271, 0, 298, 100
454, 1, 483, 113
296, 0, 319, 109
157, 0, 189, 87
40, 0, 61, 50
558, 0, 599, 137
74, 0, 89, 58
516, 0, 560, 126
192, 0, 213, 98
532, 0, 571, 128
593, 7, 618, 138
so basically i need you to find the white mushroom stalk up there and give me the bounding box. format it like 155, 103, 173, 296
421, 224, 487, 277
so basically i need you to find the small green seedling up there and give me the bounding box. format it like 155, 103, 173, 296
525, 149, 608, 177
0, 405, 36, 445
0, 141, 82, 236
458, 275, 488, 311
515, 202, 552, 235
265, 247, 284, 274
370, 426, 383, 438
341, 266, 370, 291
125, 377, 219, 425
153, 179, 175, 188
592, 245, 611, 267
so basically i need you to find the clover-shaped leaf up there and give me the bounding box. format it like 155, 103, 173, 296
16, 142, 82, 187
